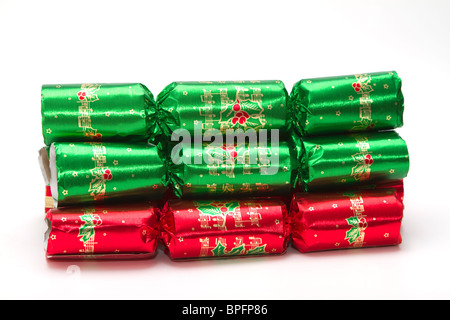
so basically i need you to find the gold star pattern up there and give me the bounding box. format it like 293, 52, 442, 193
384, 233, 390, 238
332, 204, 338, 208
72, 172, 78, 177
305, 120, 309, 125
338, 142, 343, 146
113, 160, 119, 165
275, 219, 280, 224
178, 237, 184, 242
308, 207, 314, 211
127, 148, 132, 152
389, 169, 395, 174
334, 243, 340, 247
183, 91, 188, 95
336, 111, 341, 116
267, 104, 273, 110
152, 184, 158, 189
105, 112, 110, 117
349, 96, 354, 101
50, 234, 56, 240
46, 128, 52, 134
384, 84, 389, 89
386, 115, 391, 120
61, 217, 67, 222
315, 145, 321, 150
129, 109, 135, 114
62, 190, 68, 196
306, 80, 312, 84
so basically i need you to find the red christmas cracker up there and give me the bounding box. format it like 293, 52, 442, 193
159, 199, 289, 260
45, 203, 158, 259
290, 181, 404, 253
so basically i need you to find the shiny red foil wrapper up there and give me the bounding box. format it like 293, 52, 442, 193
290, 181, 404, 253
45, 203, 159, 259
160, 199, 289, 260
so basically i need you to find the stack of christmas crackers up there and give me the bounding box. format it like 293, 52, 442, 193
38, 71, 409, 260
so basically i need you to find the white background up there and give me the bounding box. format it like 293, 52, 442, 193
0, 0, 449, 300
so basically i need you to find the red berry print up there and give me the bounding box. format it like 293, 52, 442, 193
93, 133, 102, 140
233, 100, 241, 111
231, 99, 251, 126
220, 207, 228, 213
221, 145, 238, 159
366, 124, 375, 130
352, 82, 361, 92
364, 154, 373, 165
103, 169, 113, 180
77, 91, 87, 100
92, 215, 102, 226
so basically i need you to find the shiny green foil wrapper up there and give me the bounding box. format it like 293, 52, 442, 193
295, 130, 409, 191
290, 71, 404, 136
41, 83, 157, 145
44, 142, 167, 207
169, 141, 297, 199
156, 80, 289, 138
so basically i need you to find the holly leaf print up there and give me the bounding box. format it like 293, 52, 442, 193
227, 244, 245, 256
247, 244, 267, 255
211, 241, 227, 256
196, 205, 222, 216
240, 100, 263, 113
345, 227, 360, 245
